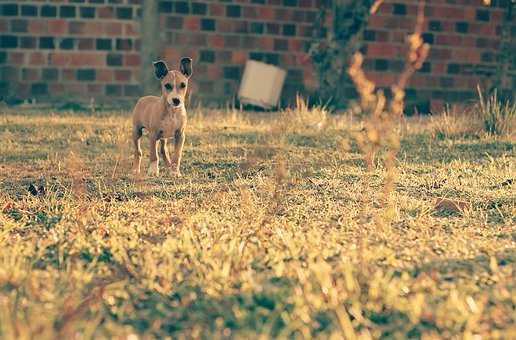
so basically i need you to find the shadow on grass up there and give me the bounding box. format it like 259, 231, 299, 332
400, 134, 514, 164
111, 279, 293, 337
409, 248, 516, 282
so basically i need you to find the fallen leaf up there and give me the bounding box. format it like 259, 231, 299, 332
434, 198, 471, 213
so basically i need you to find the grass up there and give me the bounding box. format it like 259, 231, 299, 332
477, 87, 515, 137
0, 107, 514, 339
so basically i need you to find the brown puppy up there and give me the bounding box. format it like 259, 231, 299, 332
132, 58, 192, 177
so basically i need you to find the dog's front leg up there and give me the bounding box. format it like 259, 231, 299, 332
147, 133, 160, 176
160, 138, 172, 169
170, 129, 185, 177
132, 126, 143, 175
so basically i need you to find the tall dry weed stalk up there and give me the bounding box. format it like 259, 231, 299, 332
65, 150, 89, 199
348, 0, 430, 217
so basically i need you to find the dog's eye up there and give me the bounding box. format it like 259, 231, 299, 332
164, 83, 173, 91
180, 82, 186, 89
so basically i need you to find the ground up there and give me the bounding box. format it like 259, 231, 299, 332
0, 108, 514, 339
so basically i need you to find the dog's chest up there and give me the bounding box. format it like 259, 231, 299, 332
159, 112, 184, 138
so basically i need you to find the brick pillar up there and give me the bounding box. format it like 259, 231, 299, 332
141, 0, 159, 94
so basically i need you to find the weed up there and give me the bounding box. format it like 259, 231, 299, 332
477, 86, 515, 136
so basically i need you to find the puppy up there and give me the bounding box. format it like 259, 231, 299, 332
132, 58, 192, 177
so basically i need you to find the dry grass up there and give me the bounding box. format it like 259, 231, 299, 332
428, 106, 483, 141
477, 87, 515, 137
0, 106, 514, 339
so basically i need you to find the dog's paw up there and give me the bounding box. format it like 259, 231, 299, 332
147, 162, 159, 177
169, 168, 182, 177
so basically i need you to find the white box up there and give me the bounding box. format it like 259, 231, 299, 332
238, 60, 287, 109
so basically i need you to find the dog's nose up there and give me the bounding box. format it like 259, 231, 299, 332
172, 98, 181, 106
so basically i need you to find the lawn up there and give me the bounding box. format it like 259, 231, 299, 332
0, 108, 514, 339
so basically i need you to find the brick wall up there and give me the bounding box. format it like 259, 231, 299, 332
0, 0, 142, 103
361, 0, 515, 112
155, 0, 320, 106
0, 0, 513, 110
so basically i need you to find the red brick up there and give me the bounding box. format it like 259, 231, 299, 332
115, 69, 131, 81
242, 6, 258, 19
368, 15, 387, 28
82, 22, 104, 35
124, 23, 139, 36
281, 54, 297, 66
435, 35, 461, 46
16, 84, 29, 97
217, 20, 232, 33
258, 37, 274, 50
365, 72, 397, 86
105, 22, 123, 36
440, 21, 454, 32
391, 32, 406, 43
299, 0, 313, 8
470, 23, 496, 36
62, 69, 76, 81
70, 53, 105, 67
209, 3, 224, 16
490, 10, 504, 22
409, 74, 430, 88
9, 52, 25, 65
452, 49, 480, 63
50, 53, 71, 66
49, 83, 65, 94
48, 19, 67, 35
259, 7, 275, 20
398, 19, 416, 30
28, 20, 48, 34
125, 54, 141, 67
433, 6, 464, 20
96, 69, 113, 82
184, 17, 199, 31
298, 54, 312, 66
366, 43, 400, 58
209, 35, 224, 49
87, 84, 104, 95
453, 77, 467, 89
29, 53, 45, 66
65, 83, 87, 94
78, 38, 94, 50
206, 65, 221, 79
98, 6, 115, 19
288, 39, 304, 52
163, 48, 181, 62
463, 7, 476, 21
231, 51, 246, 64
233, 21, 247, 33
22, 68, 40, 82
432, 63, 446, 75
0, 19, 8, 33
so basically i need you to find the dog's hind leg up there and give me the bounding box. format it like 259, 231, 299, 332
147, 132, 160, 176
132, 125, 143, 175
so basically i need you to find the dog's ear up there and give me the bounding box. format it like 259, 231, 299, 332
153, 60, 169, 80
180, 57, 192, 78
